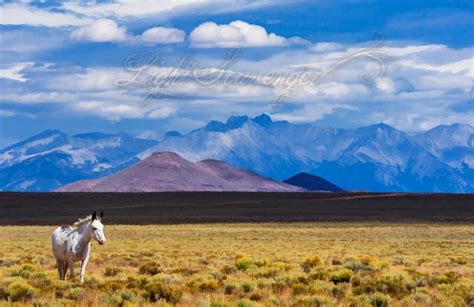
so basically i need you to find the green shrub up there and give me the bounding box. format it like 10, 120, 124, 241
294, 294, 332, 306
0, 286, 8, 300
139, 261, 162, 275
49, 279, 71, 299
101, 279, 124, 291
344, 260, 373, 272
302, 256, 322, 272
104, 266, 123, 277
442, 295, 466, 307
82, 276, 100, 289
272, 261, 293, 272
450, 257, 468, 265
309, 269, 330, 281
66, 287, 85, 300
352, 276, 377, 296
10, 265, 37, 279
32, 299, 51, 307
332, 282, 349, 299
249, 292, 263, 301
198, 279, 219, 292
271, 277, 289, 293
254, 268, 279, 278
292, 282, 308, 295
254, 260, 267, 268
221, 265, 236, 275
331, 258, 342, 265
256, 278, 273, 289
28, 271, 53, 289
224, 283, 237, 295
342, 294, 371, 306
265, 295, 280, 306
399, 292, 432, 306
405, 270, 429, 289
374, 274, 409, 298
462, 288, 474, 306
235, 257, 254, 271
353, 273, 410, 298
431, 271, 459, 285
106, 289, 144, 306
241, 281, 255, 293
291, 274, 309, 285
308, 280, 333, 296
20, 256, 34, 265
126, 276, 150, 289
235, 299, 253, 307
370, 292, 391, 307
144, 282, 182, 304
7, 281, 36, 302
330, 269, 352, 284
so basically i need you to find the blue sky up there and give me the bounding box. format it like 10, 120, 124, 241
0, 0, 473, 147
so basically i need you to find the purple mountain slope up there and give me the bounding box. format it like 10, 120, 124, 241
57, 152, 303, 192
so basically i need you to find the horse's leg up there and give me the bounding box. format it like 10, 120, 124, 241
56, 259, 62, 279
62, 261, 68, 280
68, 258, 75, 280
80, 256, 89, 284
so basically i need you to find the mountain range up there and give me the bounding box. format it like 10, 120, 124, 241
57, 152, 302, 192
0, 130, 157, 191
1, 114, 473, 192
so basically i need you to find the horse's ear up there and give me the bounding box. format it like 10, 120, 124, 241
100, 211, 104, 220
92, 211, 97, 220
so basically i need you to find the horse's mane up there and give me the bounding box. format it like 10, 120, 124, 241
73, 215, 92, 227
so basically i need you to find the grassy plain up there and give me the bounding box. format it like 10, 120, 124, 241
0, 223, 473, 306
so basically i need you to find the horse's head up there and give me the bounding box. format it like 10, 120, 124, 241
89, 211, 106, 245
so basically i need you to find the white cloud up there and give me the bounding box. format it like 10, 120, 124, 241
317, 82, 369, 99
73, 100, 147, 120
348, 44, 444, 57
70, 19, 185, 45
310, 42, 344, 53
0, 3, 91, 27
147, 106, 177, 119
375, 77, 414, 94
0, 110, 16, 117
0, 30, 67, 53
49, 68, 132, 92
375, 77, 396, 93
273, 102, 357, 122
100, 104, 144, 119
288, 37, 311, 46
62, 0, 209, 19
70, 19, 128, 43
1, 92, 78, 104
189, 20, 287, 48
61, 0, 277, 19
71, 98, 178, 121
1, 1, 280, 30
0, 63, 33, 82
0, 109, 35, 119
139, 27, 185, 44
2, 41, 473, 129
399, 57, 474, 78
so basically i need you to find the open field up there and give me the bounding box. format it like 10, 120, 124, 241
0, 223, 473, 306
1, 192, 474, 225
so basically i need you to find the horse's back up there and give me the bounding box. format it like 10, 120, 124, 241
52, 225, 72, 238
52, 226, 72, 260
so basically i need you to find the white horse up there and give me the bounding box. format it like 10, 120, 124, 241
52, 211, 106, 283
